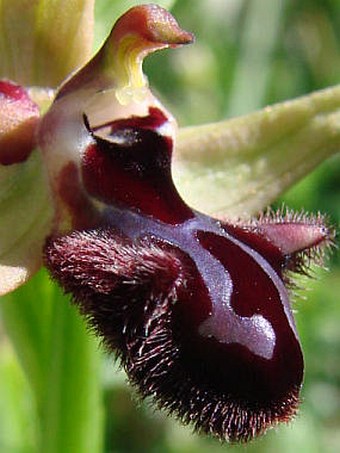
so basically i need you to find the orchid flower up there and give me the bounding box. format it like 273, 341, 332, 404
0, 0, 339, 447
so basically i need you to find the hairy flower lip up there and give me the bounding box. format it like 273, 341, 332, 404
37, 6, 335, 443
0, 2, 337, 445
43, 226, 304, 443
43, 105, 332, 440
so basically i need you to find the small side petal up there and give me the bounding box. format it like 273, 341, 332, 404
0, 151, 53, 295
0, 80, 40, 165
174, 85, 340, 218
0, 0, 95, 87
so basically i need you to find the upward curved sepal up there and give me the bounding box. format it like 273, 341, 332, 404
0, 0, 95, 87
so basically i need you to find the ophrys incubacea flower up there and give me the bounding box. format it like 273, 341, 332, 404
0, 2, 338, 444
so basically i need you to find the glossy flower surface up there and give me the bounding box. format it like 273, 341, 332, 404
0, 1, 338, 445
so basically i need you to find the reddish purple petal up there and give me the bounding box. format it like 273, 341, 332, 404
0, 80, 40, 165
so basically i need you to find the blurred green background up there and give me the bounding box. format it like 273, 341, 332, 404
1, 0, 340, 452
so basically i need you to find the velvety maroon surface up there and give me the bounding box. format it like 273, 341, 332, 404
83, 108, 193, 223
179, 230, 303, 403
44, 69, 330, 442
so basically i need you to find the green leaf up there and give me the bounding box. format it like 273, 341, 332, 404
0, 0, 95, 87
0, 340, 36, 452
174, 84, 340, 218
1, 270, 104, 453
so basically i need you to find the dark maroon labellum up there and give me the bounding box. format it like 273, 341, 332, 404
42, 4, 334, 443
43, 99, 334, 442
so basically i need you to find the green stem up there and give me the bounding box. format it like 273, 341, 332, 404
0, 269, 104, 453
